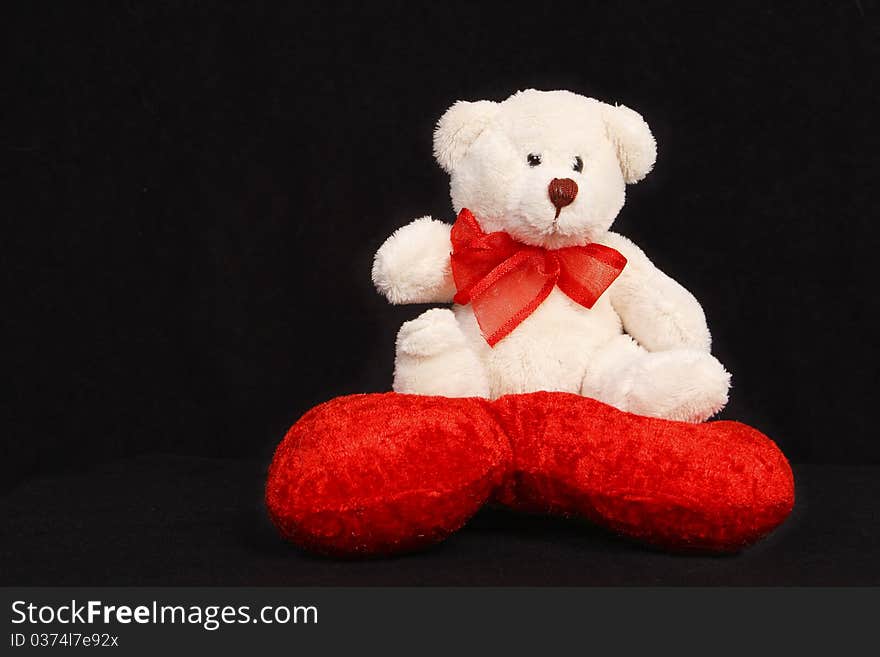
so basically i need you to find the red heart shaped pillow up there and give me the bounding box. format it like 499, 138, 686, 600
266, 392, 794, 555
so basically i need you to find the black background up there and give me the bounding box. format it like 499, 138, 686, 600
4, 1, 879, 513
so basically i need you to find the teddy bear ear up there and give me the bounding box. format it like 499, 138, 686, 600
601, 103, 657, 184
433, 100, 500, 173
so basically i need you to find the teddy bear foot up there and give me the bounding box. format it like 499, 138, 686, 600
621, 349, 731, 423
393, 308, 490, 397
590, 347, 730, 423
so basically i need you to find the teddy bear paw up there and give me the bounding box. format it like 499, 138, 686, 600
396, 308, 467, 357
393, 309, 490, 397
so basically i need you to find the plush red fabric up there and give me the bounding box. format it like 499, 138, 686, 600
266, 391, 794, 556
265, 394, 510, 556
493, 392, 795, 552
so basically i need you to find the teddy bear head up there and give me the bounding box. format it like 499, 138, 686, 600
434, 89, 656, 248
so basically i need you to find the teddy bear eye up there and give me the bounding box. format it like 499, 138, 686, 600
527, 153, 542, 167
572, 156, 583, 173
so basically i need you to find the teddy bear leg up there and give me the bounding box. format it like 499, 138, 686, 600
582, 335, 730, 423
393, 308, 490, 397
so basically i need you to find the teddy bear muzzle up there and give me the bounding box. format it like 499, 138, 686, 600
548, 177, 578, 217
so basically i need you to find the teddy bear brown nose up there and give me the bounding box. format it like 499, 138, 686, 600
548, 178, 578, 214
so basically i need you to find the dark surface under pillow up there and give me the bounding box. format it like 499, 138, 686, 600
1, 455, 876, 586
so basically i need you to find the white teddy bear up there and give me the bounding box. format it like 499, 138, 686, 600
372, 89, 730, 423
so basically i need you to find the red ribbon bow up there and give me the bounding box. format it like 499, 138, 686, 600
450, 208, 627, 347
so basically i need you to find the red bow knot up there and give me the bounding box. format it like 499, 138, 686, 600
450, 208, 626, 347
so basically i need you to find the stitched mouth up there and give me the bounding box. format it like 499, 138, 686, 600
516, 208, 566, 240
547, 214, 566, 236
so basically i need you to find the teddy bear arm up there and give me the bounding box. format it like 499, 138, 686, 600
371, 217, 456, 304
601, 232, 712, 353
